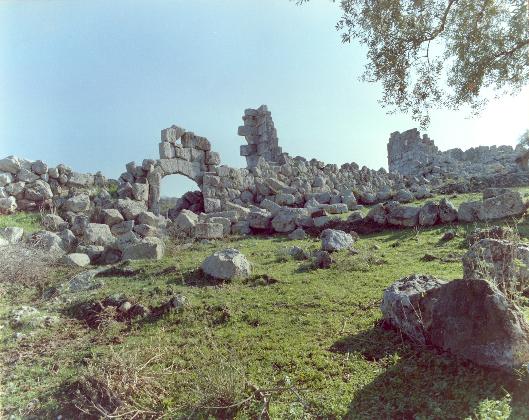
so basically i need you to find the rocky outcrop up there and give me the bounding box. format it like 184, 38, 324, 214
382, 274, 529, 370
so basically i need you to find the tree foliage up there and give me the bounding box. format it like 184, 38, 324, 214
518, 129, 529, 148
297, 0, 529, 127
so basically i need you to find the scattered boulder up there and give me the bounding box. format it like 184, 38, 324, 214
61, 253, 91, 267
381, 274, 529, 370
441, 230, 456, 241
288, 227, 306, 240
68, 268, 103, 293
201, 248, 251, 280
30, 230, 66, 255
320, 229, 355, 252
313, 250, 333, 268
116, 199, 148, 221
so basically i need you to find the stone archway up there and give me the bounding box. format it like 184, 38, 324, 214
147, 126, 221, 215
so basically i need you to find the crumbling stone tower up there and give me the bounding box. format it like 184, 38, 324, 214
238, 105, 285, 169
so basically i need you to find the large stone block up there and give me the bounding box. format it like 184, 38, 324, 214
194, 222, 224, 239
161, 125, 185, 143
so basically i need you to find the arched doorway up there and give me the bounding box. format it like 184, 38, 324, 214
159, 173, 203, 219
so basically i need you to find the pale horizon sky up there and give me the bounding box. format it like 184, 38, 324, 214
1, 0, 527, 196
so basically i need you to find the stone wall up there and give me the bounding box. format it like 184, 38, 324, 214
388, 128, 525, 184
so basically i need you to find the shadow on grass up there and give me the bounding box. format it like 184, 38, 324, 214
331, 325, 529, 419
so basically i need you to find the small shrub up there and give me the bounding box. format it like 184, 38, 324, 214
0, 243, 58, 291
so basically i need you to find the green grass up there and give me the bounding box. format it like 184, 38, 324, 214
2, 212, 529, 418
0, 211, 42, 232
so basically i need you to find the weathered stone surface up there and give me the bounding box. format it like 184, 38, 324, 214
61, 253, 91, 267
161, 125, 185, 143
478, 190, 526, 221
110, 220, 135, 235
201, 248, 251, 280
439, 198, 458, 223
17, 168, 39, 183
0, 156, 21, 174
248, 208, 272, 230
101, 208, 124, 226
83, 223, 115, 246
462, 238, 529, 293
418, 202, 439, 226
366, 203, 387, 225
320, 229, 355, 252
288, 227, 306, 240
387, 204, 420, 227
194, 222, 224, 239
116, 199, 148, 221
68, 269, 104, 292
58, 228, 78, 252
231, 220, 251, 235
0, 226, 24, 245
133, 223, 159, 238
122, 237, 165, 260
31, 230, 65, 255
41, 214, 68, 231
313, 250, 333, 268
457, 201, 482, 223
0, 172, 13, 187
174, 209, 198, 233
31, 160, 48, 175
68, 172, 94, 187
382, 274, 529, 370
24, 180, 53, 201
347, 210, 364, 223
394, 189, 414, 203
63, 194, 90, 213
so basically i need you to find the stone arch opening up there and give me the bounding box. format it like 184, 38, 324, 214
158, 173, 203, 218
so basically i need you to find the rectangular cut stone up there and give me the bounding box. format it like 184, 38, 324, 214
194, 136, 211, 151
238, 125, 258, 136
194, 222, 224, 239
203, 174, 221, 187
159, 142, 175, 159
68, 172, 94, 187
244, 108, 258, 116
204, 198, 222, 213
161, 125, 185, 143
174, 145, 191, 160
205, 151, 220, 165
240, 144, 256, 156
189, 148, 205, 162
217, 166, 231, 177
181, 132, 197, 148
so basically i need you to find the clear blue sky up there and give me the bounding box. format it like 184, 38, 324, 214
1, 0, 527, 197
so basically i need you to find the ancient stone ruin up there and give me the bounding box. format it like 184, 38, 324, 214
1, 105, 529, 266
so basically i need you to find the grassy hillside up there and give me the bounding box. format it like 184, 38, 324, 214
1, 210, 529, 418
